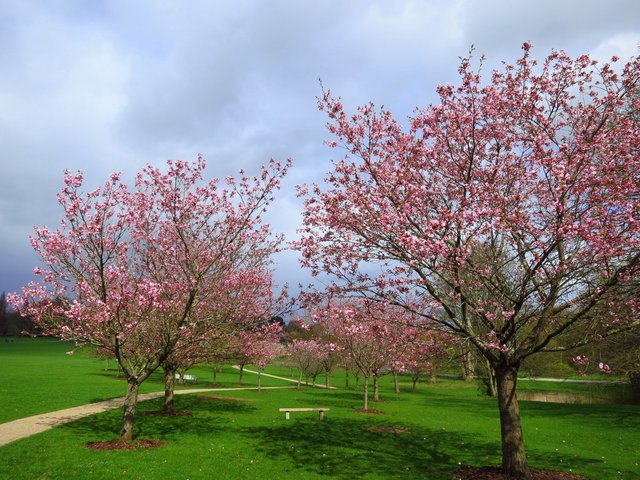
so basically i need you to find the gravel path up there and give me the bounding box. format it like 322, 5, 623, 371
0, 386, 294, 447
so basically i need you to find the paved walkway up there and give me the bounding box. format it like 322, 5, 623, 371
232, 366, 337, 389
0, 386, 294, 448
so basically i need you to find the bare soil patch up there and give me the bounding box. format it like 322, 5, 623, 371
455, 466, 588, 480
354, 408, 385, 414
367, 425, 409, 434
86, 439, 166, 451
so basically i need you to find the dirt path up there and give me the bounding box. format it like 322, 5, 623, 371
0, 386, 294, 448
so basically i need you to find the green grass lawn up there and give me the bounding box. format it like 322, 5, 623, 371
0, 338, 290, 423
0, 338, 638, 479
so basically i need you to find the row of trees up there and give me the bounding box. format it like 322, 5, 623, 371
10, 45, 640, 479
285, 301, 454, 407
10, 157, 290, 440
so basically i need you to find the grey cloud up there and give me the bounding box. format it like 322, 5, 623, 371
1, 0, 639, 296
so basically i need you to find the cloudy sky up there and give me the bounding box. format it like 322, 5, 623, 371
1, 0, 639, 297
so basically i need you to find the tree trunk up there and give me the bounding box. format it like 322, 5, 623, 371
412, 375, 418, 392
163, 366, 177, 414
354, 371, 360, 387
461, 345, 475, 381
429, 365, 437, 384
212, 366, 217, 385
325, 369, 331, 389
239, 364, 244, 384
363, 376, 370, 410
495, 363, 531, 479
297, 370, 303, 390
345, 367, 350, 389
486, 359, 497, 397
120, 378, 140, 442
393, 371, 400, 394
373, 373, 380, 401
258, 367, 262, 392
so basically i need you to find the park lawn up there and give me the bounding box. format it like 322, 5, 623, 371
0, 378, 638, 479
0, 339, 638, 479
0, 338, 292, 423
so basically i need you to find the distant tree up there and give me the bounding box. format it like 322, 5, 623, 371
0, 292, 7, 336
285, 339, 328, 388
320, 300, 417, 409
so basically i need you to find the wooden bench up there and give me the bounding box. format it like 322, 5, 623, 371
279, 407, 330, 420
175, 373, 198, 383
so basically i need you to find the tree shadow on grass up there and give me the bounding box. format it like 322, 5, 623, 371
59, 395, 256, 441
243, 417, 604, 480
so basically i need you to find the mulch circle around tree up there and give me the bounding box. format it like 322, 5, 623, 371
367, 425, 409, 434
144, 410, 193, 417
354, 408, 385, 414
86, 439, 167, 451
455, 466, 588, 480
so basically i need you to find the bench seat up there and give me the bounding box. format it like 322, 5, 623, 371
279, 407, 330, 420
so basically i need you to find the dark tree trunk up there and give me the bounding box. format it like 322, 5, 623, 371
495, 363, 531, 479
212, 366, 218, 385
345, 367, 350, 389
325, 369, 331, 389
163, 366, 177, 413
120, 378, 140, 441
486, 359, 497, 397
239, 364, 244, 384
412, 374, 418, 392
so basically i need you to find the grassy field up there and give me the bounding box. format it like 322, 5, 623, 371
0, 338, 638, 479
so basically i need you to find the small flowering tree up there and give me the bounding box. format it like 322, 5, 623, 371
230, 322, 283, 387
321, 300, 416, 409
160, 270, 285, 412
10, 156, 289, 441
296, 45, 640, 478
397, 328, 455, 392
285, 339, 328, 388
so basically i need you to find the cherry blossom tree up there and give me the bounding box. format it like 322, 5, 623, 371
160, 269, 285, 412
396, 328, 455, 392
229, 322, 283, 387
285, 338, 328, 388
10, 156, 289, 441
320, 300, 416, 409
296, 45, 640, 478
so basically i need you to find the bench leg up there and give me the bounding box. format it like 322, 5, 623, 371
319, 410, 324, 421
285, 411, 290, 420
